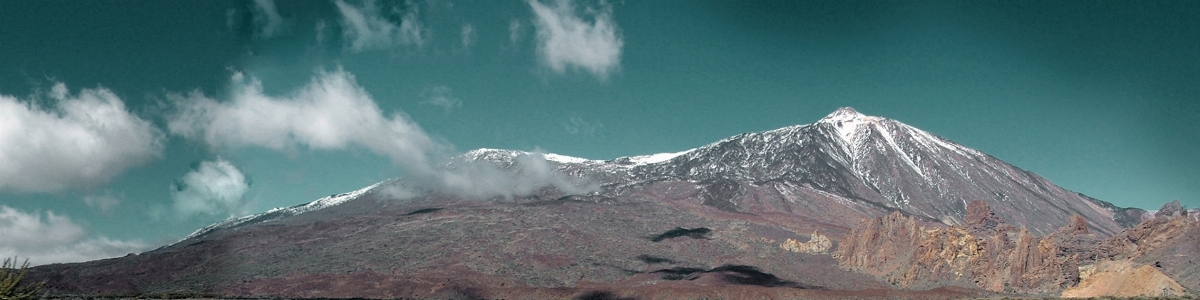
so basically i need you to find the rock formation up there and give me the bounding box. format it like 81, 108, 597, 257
780, 231, 832, 254
837, 201, 1095, 295
838, 200, 1200, 297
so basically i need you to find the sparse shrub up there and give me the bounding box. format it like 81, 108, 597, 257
0, 257, 44, 300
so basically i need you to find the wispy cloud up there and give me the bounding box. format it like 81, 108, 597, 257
0, 83, 163, 193
528, 0, 623, 79
509, 19, 523, 46
83, 193, 122, 215
565, 115, 603, 136
461, 23, 475, 50
168, 69, 595, 200
0, 206, 148, 266
251, 0, 287, 38
170, 159, 250, 219
421, 85, 462, 112
334, 0, 426, 52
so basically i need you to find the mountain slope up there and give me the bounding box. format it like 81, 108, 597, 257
28, 107, 1147, 298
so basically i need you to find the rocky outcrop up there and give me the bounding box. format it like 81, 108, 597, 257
1088, 201, 1200, 293
1062, 260, 1188, 298
1090, 201, 1196, 261
838, 200, 1200, 297
780, 231, 832, 254
836, 201, 1093, 295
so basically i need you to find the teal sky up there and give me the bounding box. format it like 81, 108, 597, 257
1, 0, 1197, 265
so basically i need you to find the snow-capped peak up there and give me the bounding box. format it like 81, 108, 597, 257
817, 107, 879, 147
819, 107, 866, 122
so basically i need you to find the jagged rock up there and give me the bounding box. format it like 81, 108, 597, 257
964, 200, 1004, 235
837, 208, 1093, 294
1155, 200, 1187, 218
1066, 215, 1089, 234
1086, 202, 1200, 292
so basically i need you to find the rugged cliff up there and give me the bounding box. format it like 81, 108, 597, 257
837, 200, 1198, 297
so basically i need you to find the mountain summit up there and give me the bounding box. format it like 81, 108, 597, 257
30, 107, 1155, 298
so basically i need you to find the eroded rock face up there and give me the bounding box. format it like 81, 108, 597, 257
838, 200, 1200, 297
836, 201, 1091, 295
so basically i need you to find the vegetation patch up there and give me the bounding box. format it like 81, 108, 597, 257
1, 257, 43, 300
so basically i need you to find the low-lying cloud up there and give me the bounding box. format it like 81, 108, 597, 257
0, 206, 148, 266
425, 150, 599, 200
170, 159, 251, 219
0, 83, 164, 193
528, 0, 623, 79
169, 69, 596, 201
335, 0, 426, 52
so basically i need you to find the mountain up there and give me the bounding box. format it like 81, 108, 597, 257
28, 107, 1160, 299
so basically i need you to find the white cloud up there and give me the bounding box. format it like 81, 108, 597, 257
421, 85, 462, 111
170, 159, 250, 218
168, 69, 596, 200
528, 0, 623, 79
252, 0, 287, 38
0, 206, 148, 266
0, 83, 164, 193
461, 23, 475, 49
83, 193, 122, 215
168, 70, 441, 172
335, 0, 426, 52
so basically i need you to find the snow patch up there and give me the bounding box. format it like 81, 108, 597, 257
542, 153, 595, 164
624, 148, 696, 166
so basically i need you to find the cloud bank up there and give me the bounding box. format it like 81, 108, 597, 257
0, 206, 148, 266
528, 0, 623, 79
171, 159, 250, 218
169, 70, 595, 200
0, 83, 164, 193
335, 0, 426, 52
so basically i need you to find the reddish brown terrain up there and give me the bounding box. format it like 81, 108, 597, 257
838, 200, 1198, 297
25, 108, 1192, 299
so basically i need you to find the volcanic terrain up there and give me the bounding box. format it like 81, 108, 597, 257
27, 108, 1194, 299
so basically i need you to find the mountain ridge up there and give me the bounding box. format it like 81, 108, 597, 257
27, 107, 1163, 299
